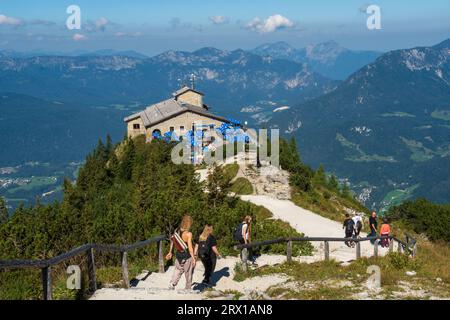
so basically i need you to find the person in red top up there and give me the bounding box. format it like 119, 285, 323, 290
380, 218, 391, 248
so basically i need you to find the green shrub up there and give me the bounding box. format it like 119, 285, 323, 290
230, 177, 253, 195
222, 163, 239, 180
387, 252, 411, 270
386, 198, 450, 242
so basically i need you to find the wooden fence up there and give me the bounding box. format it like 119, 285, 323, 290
235, 235, 417, 272
0, 235, 166, 300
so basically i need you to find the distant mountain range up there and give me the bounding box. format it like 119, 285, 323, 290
0, 49, 149, 59
252, 41, 382, 80
0, 47, 337, 122
270, 38, 450, 210
1, 39, 449, 211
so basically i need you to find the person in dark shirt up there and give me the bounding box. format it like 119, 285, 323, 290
343, 214, 355, 247
369, 211, 378, 244
196, 224, 223, 285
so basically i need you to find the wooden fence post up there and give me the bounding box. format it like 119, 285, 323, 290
121, 251, 130, 288
41, 266, 52, 300
286, 240, 293, 263
157, 240, 164, 273
86, 247, 97, 292
324, 241, 330, 261
241, 248, 249, 272
356, 241, 361, 259
412, 244, 417, 258
389, 238, 394, 253
374, 239, 379, 258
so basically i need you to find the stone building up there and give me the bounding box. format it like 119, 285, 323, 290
124, 86, 229, 141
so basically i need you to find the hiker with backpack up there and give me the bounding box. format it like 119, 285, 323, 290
233, 216, 255, 264
380, 218, 391, 248
166, 215, 196, 291
352, 214, 363, 238
195, 224, 223, 285
343, 213, 355, 247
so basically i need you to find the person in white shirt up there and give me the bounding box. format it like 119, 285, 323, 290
352, 214, 363, 238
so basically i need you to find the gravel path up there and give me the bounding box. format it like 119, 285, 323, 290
90, 195, 390, 300
240, 195, 390, 262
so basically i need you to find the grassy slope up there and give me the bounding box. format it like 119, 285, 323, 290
291, 185, 370, 224
234, 240, 449, 300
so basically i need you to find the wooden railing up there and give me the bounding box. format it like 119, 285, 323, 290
0, 235, 166, 300
235, 235, 417, 272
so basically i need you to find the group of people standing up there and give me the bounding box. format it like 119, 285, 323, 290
343, 211, 391, 248
166, 215, 252, 291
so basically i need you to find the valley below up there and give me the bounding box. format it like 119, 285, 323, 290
1, 39, 449, 212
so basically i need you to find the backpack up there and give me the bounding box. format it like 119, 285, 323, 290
356, 220, 362, 232
345, 219, 355, 233
233, 223, 244, 242
198, 240, 210, 259
171, 229, 188, 253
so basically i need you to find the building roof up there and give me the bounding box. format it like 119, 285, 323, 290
124, 98, 228, 127
172, 86, 204, 98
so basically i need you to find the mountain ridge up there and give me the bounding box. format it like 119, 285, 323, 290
270, 38, 450, 210
251, 41, 383, 80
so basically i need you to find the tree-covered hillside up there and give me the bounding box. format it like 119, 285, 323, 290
0, 135, 312, 299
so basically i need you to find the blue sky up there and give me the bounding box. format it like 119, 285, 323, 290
1, 0, 449, 55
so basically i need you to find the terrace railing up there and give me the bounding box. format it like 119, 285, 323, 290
235, 234, 417, 272
0, 235, 166, 300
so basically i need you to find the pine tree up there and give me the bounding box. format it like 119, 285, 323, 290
341, 183, 352, 199
327, 175, 339, 191
207, 164, 231, 208
0, 197, 8, 224
105, 134, 113, 156
289, 137, 301, 164
313, 165, 327, 186
118, 138, 136, 180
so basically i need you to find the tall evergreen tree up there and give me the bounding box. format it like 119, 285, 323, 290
207, 164, 232, 208
327, 175, 339, 191
313, 165, 327, 186
0, 197, 8, 224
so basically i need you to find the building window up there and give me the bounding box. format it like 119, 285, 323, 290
170, 126, 174, 132
133, 123, 140, 130
180, 126, 185, 131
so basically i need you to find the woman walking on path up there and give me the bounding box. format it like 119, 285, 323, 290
242, 216, 256, 264
166, 215, 196, 291
234, 215, 255, 265
380, 218, 391, 248
196, 224, 223, 285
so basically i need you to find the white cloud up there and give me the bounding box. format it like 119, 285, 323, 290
72, 33, 87, 41
0, 14, 22, 26
209, 15, 229, 25
114, 31, 142, 37
247, 14, 294, 33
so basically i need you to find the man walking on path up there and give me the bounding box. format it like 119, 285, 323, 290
343, 214, 355, 247
369, 211, 378, 244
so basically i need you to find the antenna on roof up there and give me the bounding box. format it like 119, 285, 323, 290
190, 73, 196, 90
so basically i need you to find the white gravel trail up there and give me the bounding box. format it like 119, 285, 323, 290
90, 195, 390, 300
